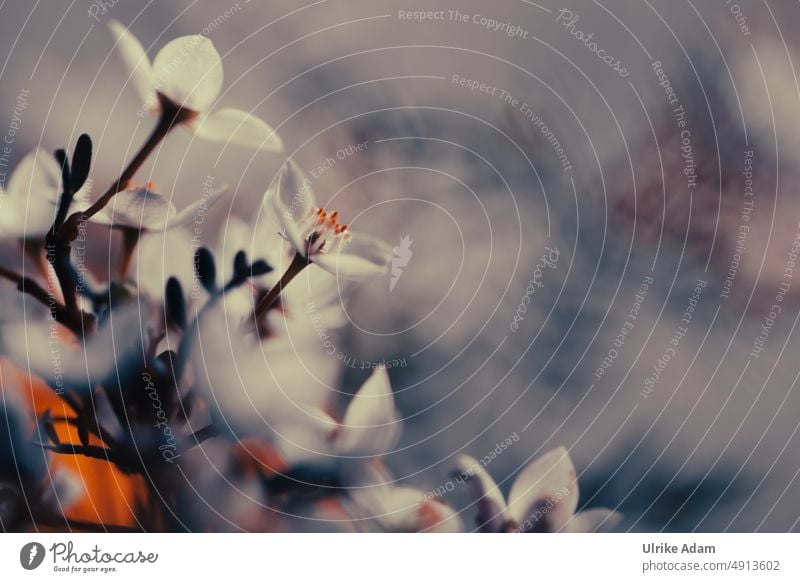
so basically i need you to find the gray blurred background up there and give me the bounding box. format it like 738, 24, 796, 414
2, 0, 800, 531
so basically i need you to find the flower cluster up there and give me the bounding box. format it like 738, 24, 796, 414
0, 22, 617, 533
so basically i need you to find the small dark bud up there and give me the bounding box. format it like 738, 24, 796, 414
194, 247, 217, 293
249, 260, 273, 277
70, 133, 92, 192
54, 149, 70, 193
233, 250, 248, 277
165, 277, 187, 330
153, 350, 181, 413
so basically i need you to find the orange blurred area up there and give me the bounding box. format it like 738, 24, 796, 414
1, 357, 148, 530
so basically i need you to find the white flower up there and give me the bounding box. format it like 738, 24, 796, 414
347, 477, 463, 533
90, 182, 224, 232
454, 447, 622, 532
333, 367, 401, 458
191, 304, 339, 434
309, 370, 459, 533
276, 369, 460, 533
272, 367, 401, 467
0, 304, 146, 392
265, 161, 393, 280
134, 227, 197, 299
108, 20, 283, 151
0, 149, 89, 240
214, 215, 347, 327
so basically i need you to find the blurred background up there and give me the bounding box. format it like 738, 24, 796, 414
2, 0, 800, 531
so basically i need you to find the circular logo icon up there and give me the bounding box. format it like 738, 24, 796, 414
19, 542, 46, 570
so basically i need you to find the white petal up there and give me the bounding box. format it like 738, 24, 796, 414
108, 20, 156, 107
168, 185, 226, 228
335, 367, 400, 457
250, 200, 294, 272
1, 304, 146, 390
347, 483, 459, 532
277, 160, 314, 216
453, 454, 508, 532
272, 408, 337, 466
348, 484, 422, 531
4, 149, 62, 237
215, 284, 253, 321
314, 233, 393, 280
194, 108, 283, 151
92, 304, 148, 381
8, 148, 62, 202
266, 161, 315, 252
269, 192, 305, 252
253, 189, 285, 242
0, 187, 22, 235
134, 227, 195, 298
89, 187, 176, 230
507, 446, 579, 531
349, 472, 465, 533
563, 508, 623, 533
284, 266, 349, 329
152, 35, 223, 112
191, 306, 337, 433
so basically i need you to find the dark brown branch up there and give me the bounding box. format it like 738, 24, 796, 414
0, 264, 57, 307
251, 252, 308, 322
0, 263, 92, 335
117, 228, 141, 280
46, 240, 79, 312
62, 95, 193, 234
181, 424, 219, 450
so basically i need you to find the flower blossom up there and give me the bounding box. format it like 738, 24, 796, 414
215, 214, 347, 327
90, 182, 224, 232
1, 304, 146, 392
191, 303, 340, 435
0, 149, 89, 240
454, 447, 622, 532
266, 161, 392, 280
272, 368, 461, 532
108, 20, 283, 151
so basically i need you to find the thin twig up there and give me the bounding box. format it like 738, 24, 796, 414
36, 441, 134, 472
251, 252, 308, 322
62, 96, 192, 233
117, 228, 141, 280
181, 424, 219, 450
0, 264, 57, 308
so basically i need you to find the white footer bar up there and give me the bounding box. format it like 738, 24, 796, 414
1, 533, 797, 581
